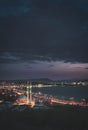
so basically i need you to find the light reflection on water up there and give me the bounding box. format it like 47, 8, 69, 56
32, 86, 88, 102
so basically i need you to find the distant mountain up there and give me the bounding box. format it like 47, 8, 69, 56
0, 78, 88, 84
30, 78, 53, 82
0, 78, 54, 84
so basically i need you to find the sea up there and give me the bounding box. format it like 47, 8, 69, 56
33, 85, 88, 102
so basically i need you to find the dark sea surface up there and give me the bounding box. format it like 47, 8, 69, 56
33, 86, 88, 102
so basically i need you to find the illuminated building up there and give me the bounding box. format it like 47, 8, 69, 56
27, 82, 29, 104
29, 83, 32, 102
26, 82, 35, 108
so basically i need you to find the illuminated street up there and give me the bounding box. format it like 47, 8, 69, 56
1, 87, 87, 109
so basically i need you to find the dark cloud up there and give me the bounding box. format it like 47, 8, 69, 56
24, 64, 32, 69
0, 0, 88, 63
0, 0, 32, 16
48, 65, 54, 68
85, 67, 88, 69
0, 52, 21, 63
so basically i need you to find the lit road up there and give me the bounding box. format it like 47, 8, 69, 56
12, 89, 88, 107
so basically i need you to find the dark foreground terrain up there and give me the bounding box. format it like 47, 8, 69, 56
0, 106, 88, 130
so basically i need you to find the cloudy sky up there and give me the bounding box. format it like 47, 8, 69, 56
0, 0, 88, 80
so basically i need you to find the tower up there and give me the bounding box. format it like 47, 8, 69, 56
27, 82, 33, 104
27, 82, 29, 104
26, 82, 35, 107
29, 82, 32, 102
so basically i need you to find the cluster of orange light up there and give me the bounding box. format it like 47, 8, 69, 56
51, 98, 88, 107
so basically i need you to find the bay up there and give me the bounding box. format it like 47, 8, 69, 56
33, 86, 88, 102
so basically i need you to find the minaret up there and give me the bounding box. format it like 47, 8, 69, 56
27, 82, 29, 104
26, 82, 35, 107
29, 82, 32, 102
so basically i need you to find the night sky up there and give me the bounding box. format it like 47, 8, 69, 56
0, 0, 88, 80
